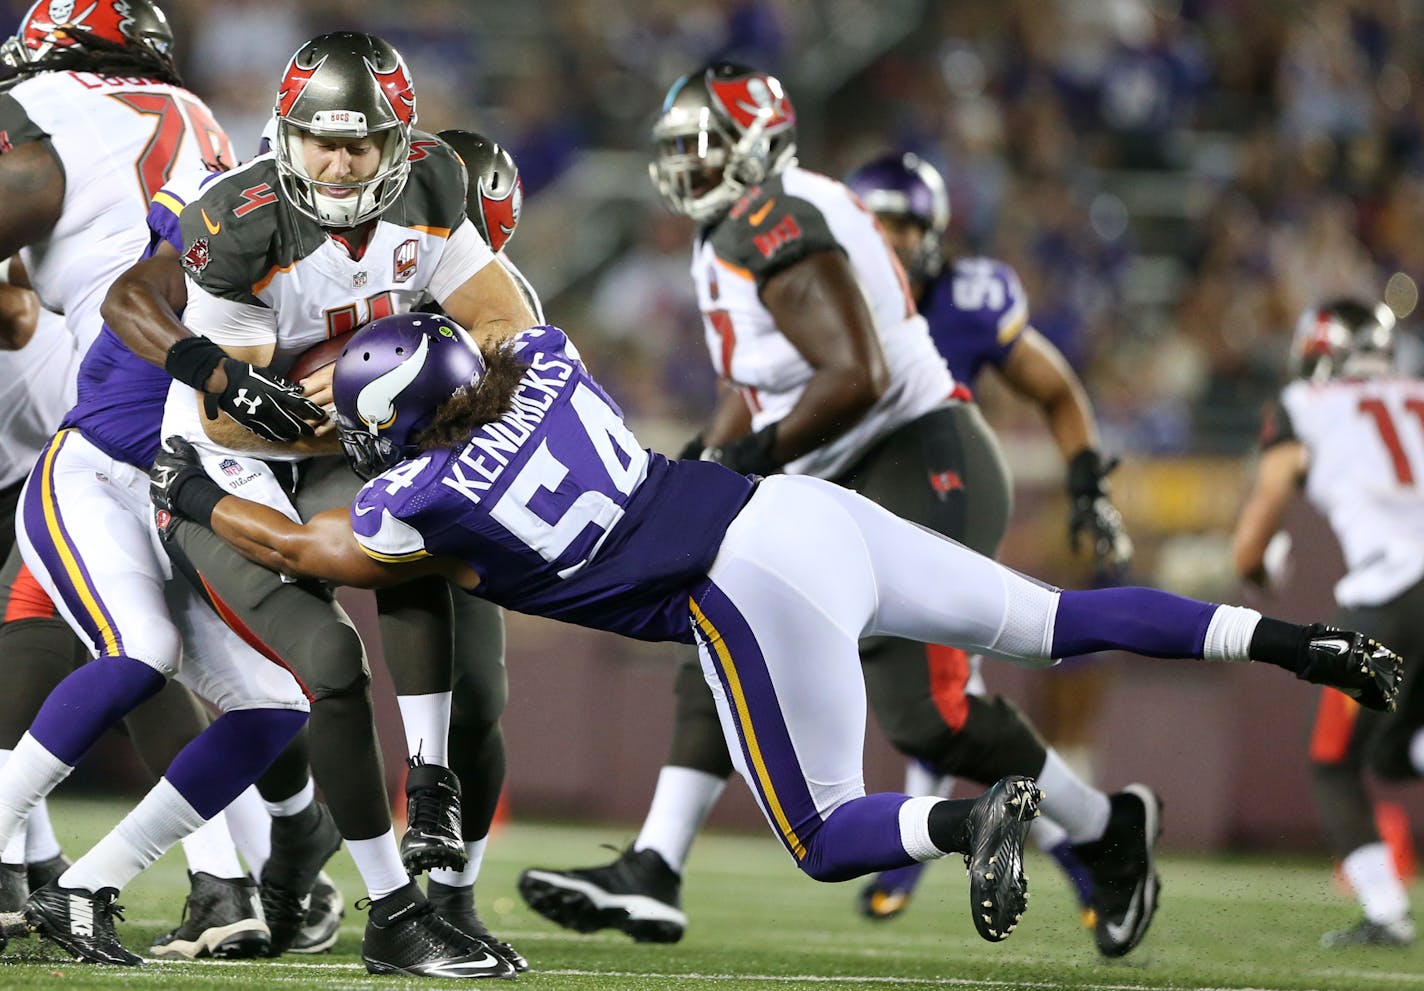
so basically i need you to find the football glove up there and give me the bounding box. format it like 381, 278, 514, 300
151, 435, 226, 530
166, 336, 325, 443
703, 424, 781, 477
1067, 449, 1133, 572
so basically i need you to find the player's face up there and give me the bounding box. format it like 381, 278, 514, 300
302, 132, 388, 197
874, 213, 923, 277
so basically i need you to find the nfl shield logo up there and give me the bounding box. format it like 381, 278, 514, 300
393, 239, 418, 283
220, 458, 244, 477
353, 271, 368, 289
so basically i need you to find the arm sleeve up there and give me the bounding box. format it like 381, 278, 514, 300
351, 483, 431, 562
428, 218, 496, 303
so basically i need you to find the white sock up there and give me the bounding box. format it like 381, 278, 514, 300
1202, 605, 1262, 661
429, 837, 487, 888
61, 778, 205, 893
224, 786, 271, 878
1036, 749, 1111, 844
1410, 728, 1424, 776
24, 797, 63, 862
901, 796, 947, 861
346, 829, 409, 900
0, 750, 22, 863
398, 692, 451, 768
903, 760, 954, 799
1031, 815, 1070, 852
634, 766, 726, 873
179, 812, 245, 880
0, 734, 73, 857
1342, 842, 1411, 923
264, 777, 315, 819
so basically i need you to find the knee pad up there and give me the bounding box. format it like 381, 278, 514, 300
296, 622, 370, 701
883, 694, 1046, 786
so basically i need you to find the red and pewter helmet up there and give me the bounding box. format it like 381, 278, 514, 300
649, 62, 797, 225
1290, 297, 1396, 382
1, 0, 175, 69
272, 32, 416, 228
437, 129, 523, 253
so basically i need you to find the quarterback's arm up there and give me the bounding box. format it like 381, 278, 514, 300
431, 222, 537, 348
1232, 440, 1308, 586
209, 501, 468, 590
997, 327, 1098, 461
0, 140, 64, 260
758, 250, 889, 463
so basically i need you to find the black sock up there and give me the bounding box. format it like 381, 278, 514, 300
370, 879, 424, 924
926, 797, 979, 854
1247, 617, 1313, 674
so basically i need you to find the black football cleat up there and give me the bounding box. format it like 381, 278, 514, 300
0, 863, 26, 913
288, 869, 344, 954
401, 759, 467, 874
857, 861, 927, 921
150, 871, 270, 959
1297, 626, 1402, 712
519, 846, 686, 943
261, 801, 343, 955
963, 776, 1042, 942
1071, 784, 1162, 957
1321, 914, 1416, 947
26, 881, 143, 966
428, 878, 528, 973
361, 880, 515, 979
26, 853, 70, 893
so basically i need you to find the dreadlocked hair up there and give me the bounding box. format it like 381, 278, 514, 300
415, 339, 530, 452
15, 29, 182, 87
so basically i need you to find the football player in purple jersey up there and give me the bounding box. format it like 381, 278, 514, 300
151, 312, 1400, 953
518, 62, 1153, 960
842, 151, 1129, 923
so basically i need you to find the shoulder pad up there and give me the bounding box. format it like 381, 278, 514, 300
392, 130, 468, 234
176, 161, 289, 303
707, 175, 841, 285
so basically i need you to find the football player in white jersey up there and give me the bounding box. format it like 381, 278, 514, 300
0, 1, 302, 959
100, 33, 536, 978
1234, 298, 1424, 947
519, 62, 1155, 959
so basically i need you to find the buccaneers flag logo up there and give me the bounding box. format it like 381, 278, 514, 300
707, 73, 795, 135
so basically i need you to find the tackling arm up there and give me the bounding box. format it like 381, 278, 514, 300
998, 327, 1098, 459
1232, 440, 1308, 587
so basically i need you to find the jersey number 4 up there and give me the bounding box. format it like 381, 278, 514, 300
110, 92, 234, 202
1358, 396, 1424, 484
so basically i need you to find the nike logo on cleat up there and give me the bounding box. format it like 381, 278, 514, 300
1104, 878, 1145, 945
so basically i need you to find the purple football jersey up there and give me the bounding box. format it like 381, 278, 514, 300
62, 177, 211, 468
919, 258, 1030, 384
350, 327, 756, 642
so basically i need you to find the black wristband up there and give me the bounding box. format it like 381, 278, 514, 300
164, 336, 227, 392
174, 475, 227, 529
1067, 448, 1109, 499
1246, 617, 1310, 674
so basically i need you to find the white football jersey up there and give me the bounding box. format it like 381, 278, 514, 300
1280, 376, 1424, 605
0, 308, 77, 489
0, 70, 232, 354
158, 138, 494, 463
690, 164, 955, 479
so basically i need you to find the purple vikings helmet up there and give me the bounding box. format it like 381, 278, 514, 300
333, 313, 486, 479
845, 152, 950, 282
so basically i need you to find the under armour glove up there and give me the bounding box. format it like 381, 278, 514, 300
165, 336, 325, 443
150, 435, 226, 531
1067, 448, 1133, 571
703, 424, 781, 477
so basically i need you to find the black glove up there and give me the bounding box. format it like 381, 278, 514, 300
704, 424, 781, 477
675, 434, 706, 461
164, 335, 325, 443
151, 435, 226, 532
1067, 449, 1133, 571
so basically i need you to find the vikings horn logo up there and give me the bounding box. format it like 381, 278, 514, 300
356, 333, 429, 431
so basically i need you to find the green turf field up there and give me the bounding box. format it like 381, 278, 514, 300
0, 797, 1418, 990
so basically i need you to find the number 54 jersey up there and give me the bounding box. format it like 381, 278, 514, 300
0, 68, 232, 351
350, 327, 756, 643
1268, 375, 1424, 607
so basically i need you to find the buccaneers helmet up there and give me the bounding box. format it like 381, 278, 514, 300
1, 0, 174, 69
272, 32, 417, 228
649, 62, 797, 225
333, 313, 485, 480
437, 129, 522, 254
845, 152, 950, 282
1291, 297, 1396, 382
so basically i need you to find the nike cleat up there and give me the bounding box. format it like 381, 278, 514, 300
857, 862, 927, 921
1071, 784, 1162, 957
150, 871, 269, 959
428, 879, 528, 973
361, 881, 515, 979
1321, 914, 1415, 947
261, 801, 343, 955
26, 881, 143, 966
0, 863, 26, 913
963, 776, 1042, 942
519, 846, 686, 943
1297, 625, 1402, 712
401, 759, 467, 874
288, 870, 344, 954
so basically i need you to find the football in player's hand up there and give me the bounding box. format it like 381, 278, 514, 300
288, 330, 355, 383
